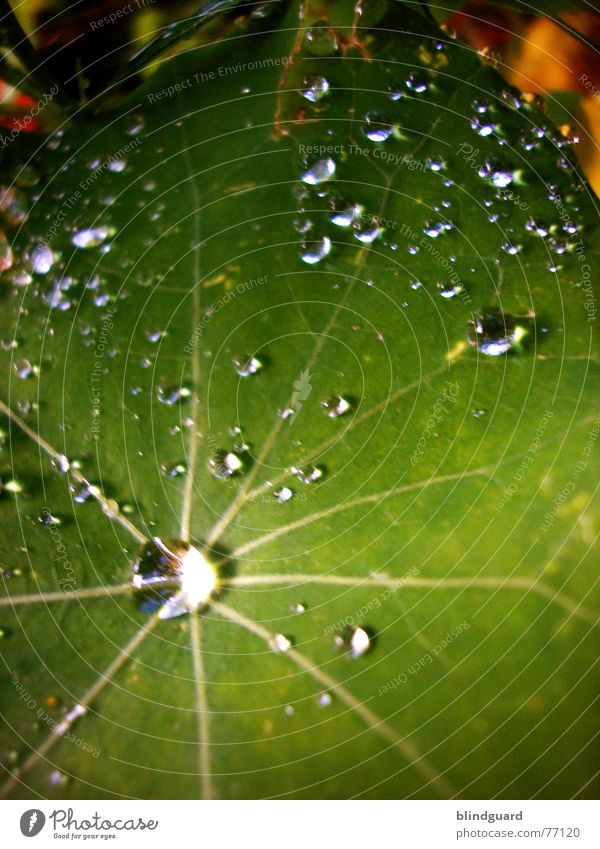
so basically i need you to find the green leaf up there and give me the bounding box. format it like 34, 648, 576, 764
0, 0, 598, 800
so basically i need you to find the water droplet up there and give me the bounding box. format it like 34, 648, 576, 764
525, 218, 549, 238
163, 461, 187, 478
49, 770, 69, 788
0, 478, 23, 495
329, 198, 363, 228
300, 235, 331, 264
207, 449, 243, 478
501, 241, 522, 255
29, 245, 56, 275
321, 395, 351, 417
362, 112, 392, 142
437, 282, 463, 299
301, 74, 330, 102
468, 309, 517, 356
292, 602, 307, 614
303, 22, 339, 55
133, 538, 216, 618
406, 72, 429, 94
284, 704, 295, 716
13, 358, 33, 379
37, 511, 62, 528
157, 384, 191, 405
0, 234, 13, 272
301, 158, 336, 185
353, 221, 382, 243
108, 159, 126, 173
275, 486, 293, 503
233, 354, 262, 377
291, 464, 324, 484
71, 226, 115, 249
335, 625, 372, 659
317, 692, 333, 707
146, 327, 163, 343
270, 633, 293, 652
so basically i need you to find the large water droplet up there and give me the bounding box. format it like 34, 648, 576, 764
303, 22, 339, 55
132, 538, 216, 619
468, 308, 517, 356
362, 112, 392, 142
335, 625, 372, 659
300, 236, 331, 264
321, 395, 351, 417
233, 354, 262, 377
71, 226, 115, 249
207, 449, 244, 478
301, 74, 330, 102
301, 158, 336, 185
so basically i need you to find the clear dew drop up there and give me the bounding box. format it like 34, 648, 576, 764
329, 199, 363, 228
29, 245, 56, 275
303, 22, 339, 55
291, 464, 324, 484
132, 538, 217, 619
334, 625, 372, 659
207, 449, 244, 479
362, 112, 393, 142
321, 395, 351, 418
525, 218, 550, 238
468, 308, 517, 356
163, 461, 187, 478
71, 226, 115, 249
437, 282, 463, 299
317, 692, 333, 707
233, 354, 262, 377
300, 235, 331, 264
157, 384, 191, 405
301, 157, 336, 185
270, 633, 293, 652
292, 602, 307, 614
352, 221, 382, 244
274, 486, 293, 503
301, 74, 330, 102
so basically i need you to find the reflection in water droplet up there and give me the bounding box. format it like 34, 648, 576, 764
275, 486, 293, 503
335, 625, 372, 659
353, 222, 382, 244
303, 23, 339, 55
300, 236, 331, 264
468, 308, 517, 356
133, 537, 217, 619
270, 633, 292, 652
321, 395, 351, 417
233, 354, 262, 377
163, 461, 187, 478
330, 199, 362, 228
362, 112, 392, 142
157, 385, 191, 405
437, 282, 463, 299
71, 226, 115, 249
301, 158, 336, 186
208, 449, 243, 478
291, 464, 324, 484
29, 245, 56, 274
317, 692, 333, 707
301, 74, 330, 102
